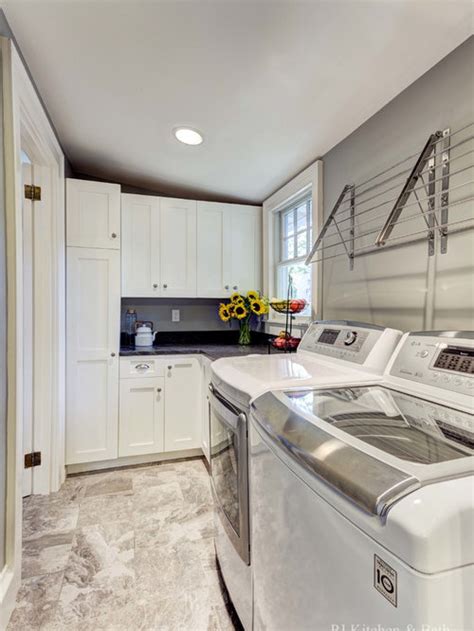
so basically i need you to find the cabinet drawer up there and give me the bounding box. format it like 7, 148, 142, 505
120, 357, 164, 379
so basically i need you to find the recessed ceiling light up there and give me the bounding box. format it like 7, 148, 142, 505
174, 127, 203, 145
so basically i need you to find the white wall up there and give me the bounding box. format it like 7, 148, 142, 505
320, 37, 474, 332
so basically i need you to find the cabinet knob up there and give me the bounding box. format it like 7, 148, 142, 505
233, 285, 238, 290
225, 285, 229, 290
111, 352, 116, 357
163, 284, 168, 289
157, 387, 162, 393
167, 365, 172, 370
153, 283, 158, 289
111, 233, 117, 239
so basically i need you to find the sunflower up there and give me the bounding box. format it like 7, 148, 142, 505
250, 299, 266, 316
230, 292, 243, 304
247, 290, 259, 301
228, 303, 236, 317
233, 304, 248, 320
218, 303, 231, 322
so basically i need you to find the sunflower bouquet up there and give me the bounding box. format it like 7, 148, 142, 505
218, 290, 269, 345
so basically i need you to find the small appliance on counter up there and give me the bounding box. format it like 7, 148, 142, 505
122, 308, 138, 346
135, 321, 157, 347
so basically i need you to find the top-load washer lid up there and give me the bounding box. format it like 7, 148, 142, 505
251, 385, 473, 517
210, 320, 403, 410
210, 354, 376, 410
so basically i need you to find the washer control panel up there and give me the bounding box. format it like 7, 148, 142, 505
389, 333, 474, 396
299, 322, 380, 365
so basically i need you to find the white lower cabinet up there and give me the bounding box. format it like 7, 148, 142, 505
200, 356, 212, 462
119, 377, 164, 457
164, 358, 202, 452
118, 356, 201, 459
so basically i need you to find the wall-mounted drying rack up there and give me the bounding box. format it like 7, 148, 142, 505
306, 122, 474, 268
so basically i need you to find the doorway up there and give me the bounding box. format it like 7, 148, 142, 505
19, 129, 65, 498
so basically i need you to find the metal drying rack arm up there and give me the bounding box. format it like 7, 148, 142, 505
375, 131, 443, 246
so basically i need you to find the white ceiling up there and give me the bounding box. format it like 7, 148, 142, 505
2, 1, 472, 203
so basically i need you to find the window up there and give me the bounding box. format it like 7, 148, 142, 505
276, 194, 312, 316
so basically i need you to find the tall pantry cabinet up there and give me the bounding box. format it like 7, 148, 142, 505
66, 180, 121, 464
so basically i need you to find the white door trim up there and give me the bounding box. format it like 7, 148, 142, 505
0, 36, 65, 626
11, 41, 66, 496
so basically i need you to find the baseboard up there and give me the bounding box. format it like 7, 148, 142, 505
66, 448, 204, 475
0, 565, 20, 631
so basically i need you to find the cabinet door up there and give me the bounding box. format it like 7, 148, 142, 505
164, 358, 201, 452
119, 377, 164, 457
196, 202, 231, 297
121, 194, 160, 297
200, 356, 212, 462
229, 205, 262, 294
66, 247, 120, 464
160, 198, 197, 297
67, 179, 121, 249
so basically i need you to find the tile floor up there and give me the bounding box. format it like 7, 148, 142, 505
8, 458, 235, 631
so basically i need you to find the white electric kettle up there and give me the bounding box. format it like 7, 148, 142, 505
135, 323, 157, 347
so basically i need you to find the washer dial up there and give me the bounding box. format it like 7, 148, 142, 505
344, 330, 358, 346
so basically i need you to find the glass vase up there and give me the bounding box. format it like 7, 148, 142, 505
238, 318, 251, 345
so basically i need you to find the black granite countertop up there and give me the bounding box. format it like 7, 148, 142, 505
119, 330, 272, 361
120, 343, 270, 361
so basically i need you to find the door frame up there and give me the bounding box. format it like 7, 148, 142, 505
12, 39, 66, 495
0, 36, 65, 626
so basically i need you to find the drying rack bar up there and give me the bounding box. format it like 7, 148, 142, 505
351, 123, 473, 194
333, 154, 473, 221
306, 122, 474, 268
310, 219, 474, 265
313, 196, 474, 254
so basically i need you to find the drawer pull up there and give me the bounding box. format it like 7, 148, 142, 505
174, 363, 192, 368
135, 363, 151, 371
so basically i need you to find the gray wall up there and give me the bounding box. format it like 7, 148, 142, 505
121, 298, 239, 334
320, 36, 474, 332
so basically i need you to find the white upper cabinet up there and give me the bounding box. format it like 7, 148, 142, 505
121, 193, 261, 298
67, 179, 121, 249
228, 205, 262, 294
66, 247, 120, 464
196, 202, 262, 297
121, 195, 197, 297
160, 198, 197, 297
196, 201, 231, 297
121, 194, 160, 297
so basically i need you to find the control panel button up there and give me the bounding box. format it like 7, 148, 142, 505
420, 350, 429, 358
344, 331, 358, 346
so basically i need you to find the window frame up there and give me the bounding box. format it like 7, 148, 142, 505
262, 160, 323, 330
278, 194, 312, 266
275, 193, 313, 318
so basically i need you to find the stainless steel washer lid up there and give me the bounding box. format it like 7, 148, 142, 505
251, 386, 474, 517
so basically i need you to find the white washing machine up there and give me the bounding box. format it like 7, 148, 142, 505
250, 331, 474, 631
208, 320, 402, 629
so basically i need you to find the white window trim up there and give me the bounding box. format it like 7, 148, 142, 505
263, 160, 323, 325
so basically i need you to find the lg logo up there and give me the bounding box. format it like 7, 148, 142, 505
374, 555, 398, 607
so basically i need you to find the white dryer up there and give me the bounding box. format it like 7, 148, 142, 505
250, 331, 474, 630
208, 320, 402, 629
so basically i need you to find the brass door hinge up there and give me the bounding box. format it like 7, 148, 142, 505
24, 184, 41, 201
24, 452, 42, 468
